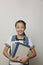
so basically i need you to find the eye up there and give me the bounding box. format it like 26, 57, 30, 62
16, 26, 19, 29
21, 26, 25, 28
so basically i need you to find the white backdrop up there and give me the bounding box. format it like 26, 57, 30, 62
0, 0, 43, 65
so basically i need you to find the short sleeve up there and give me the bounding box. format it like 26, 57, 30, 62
28, 39, 34, 49
4, 36, 12, 47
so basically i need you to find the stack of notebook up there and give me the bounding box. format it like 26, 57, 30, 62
10, 41, 31, 60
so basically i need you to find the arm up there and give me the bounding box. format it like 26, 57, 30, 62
3, 46, 11, 59
27, 39, 37, 59
3, 46, 19, 62
20, 48, 36, 64
27, 48, 36, 59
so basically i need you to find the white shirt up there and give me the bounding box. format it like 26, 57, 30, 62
4, 35, 34, 65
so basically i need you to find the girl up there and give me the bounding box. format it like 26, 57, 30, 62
3, 20, 36, 65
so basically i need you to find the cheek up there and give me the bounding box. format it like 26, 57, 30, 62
16, 29, 19, 32
21, 28, 24, 31
16, 28, 20, 32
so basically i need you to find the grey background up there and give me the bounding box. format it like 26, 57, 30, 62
0, 0, 43, 65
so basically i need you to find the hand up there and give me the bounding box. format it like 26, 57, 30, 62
20, 56, 28, 64
10, 56, 20, 62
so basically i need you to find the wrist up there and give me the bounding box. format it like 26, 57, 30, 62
9, 57, 11, 60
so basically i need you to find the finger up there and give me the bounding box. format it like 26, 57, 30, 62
20, 57, 23, 60
20, 59, 22, 61
16, 56, 19, 59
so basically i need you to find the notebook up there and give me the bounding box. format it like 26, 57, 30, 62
14, 43, 31, 60
10, 41, 24, 57
10, 41, 31, 59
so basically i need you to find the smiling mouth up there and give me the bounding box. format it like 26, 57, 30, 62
18, 31, 23, 33
19, 32, 22, 33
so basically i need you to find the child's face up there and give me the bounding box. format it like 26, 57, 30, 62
15, 22, 25, 35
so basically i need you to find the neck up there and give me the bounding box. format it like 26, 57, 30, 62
17, 34, 25, 39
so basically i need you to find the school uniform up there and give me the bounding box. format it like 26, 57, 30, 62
4, 35, 34, 65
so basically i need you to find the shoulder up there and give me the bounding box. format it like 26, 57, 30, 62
26, 36, 34, 48
5, 35, 16, 45
12, 35, 16, 38
9, 35, 16, 40
29, 38, 34, 49
4, 35, 16, 48
11, 35, 17, 41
